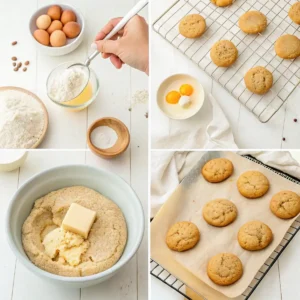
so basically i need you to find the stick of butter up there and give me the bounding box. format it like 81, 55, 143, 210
62, 203, 96, 239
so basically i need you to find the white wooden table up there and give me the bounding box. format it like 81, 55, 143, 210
0, 150, 148, 300
151, 0, 300, 149
0, 0, 148, 149
151, 151, 300, 300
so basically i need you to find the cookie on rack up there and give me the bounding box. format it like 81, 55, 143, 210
238, 221, 273, 251
239, 11, 267, 34
207, 253, 243, 286
202, 158, 234, 183
179, 14, 206, 38
203, 199, 237, 227
237, 171, 270, 199
210, 40, 238, 67
275, 34, 300, 59
211, 0, 233, 7
166, 221, 200, 252
270, 190, 300, 219
289, 2, 300, 25
244, 66, 273, 95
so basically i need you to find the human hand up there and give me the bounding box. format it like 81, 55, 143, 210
92, 15, 149, 75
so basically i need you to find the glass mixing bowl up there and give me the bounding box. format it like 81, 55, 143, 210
46, 61, 100, 111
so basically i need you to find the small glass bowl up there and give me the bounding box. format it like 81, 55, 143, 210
46, 61, 100, 111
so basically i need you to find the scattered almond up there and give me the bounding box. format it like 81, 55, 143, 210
17, 62, 22, 68
12, 56, 17, 61
25, 61, 30, 66
13, 62, 16, 66
23, 67, 27, 72
12, 41, 17, 46
13, 67, 18, 72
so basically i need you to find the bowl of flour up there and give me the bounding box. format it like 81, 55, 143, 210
0, 87, 48, 149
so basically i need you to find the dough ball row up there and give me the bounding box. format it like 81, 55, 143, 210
165, 157, 300, 286
178, 1, 300, 95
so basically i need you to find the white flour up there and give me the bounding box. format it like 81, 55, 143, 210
91, 126, 118, 149
0, 90, 45, 149
48, 67, 88, 102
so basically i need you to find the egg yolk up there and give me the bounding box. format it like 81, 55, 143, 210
166, 91, 181, 104
180, 84, 194, 96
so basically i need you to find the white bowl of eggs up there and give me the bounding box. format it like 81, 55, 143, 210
157, 74, 205, 120
29, 4, 85, 56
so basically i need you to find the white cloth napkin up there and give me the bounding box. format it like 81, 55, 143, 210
151, 151, 300, 218
153, 94, 238, 149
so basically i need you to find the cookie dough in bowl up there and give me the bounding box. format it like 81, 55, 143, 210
22, 186, 127, 277
6, 165, 144, 288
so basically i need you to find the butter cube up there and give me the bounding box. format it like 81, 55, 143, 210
62, 203, 96, 239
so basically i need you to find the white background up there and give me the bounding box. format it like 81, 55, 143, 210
0, 150, 148, 300
0, 0, 148, 149
151, 0, 300, 149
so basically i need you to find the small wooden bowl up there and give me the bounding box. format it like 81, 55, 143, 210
87, 117, 130, 158
0, 86, 49, 149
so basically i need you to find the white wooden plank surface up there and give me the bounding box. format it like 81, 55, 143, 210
0, 0, 148, 150
151, 0, 300, 149
0, 149, 148, 300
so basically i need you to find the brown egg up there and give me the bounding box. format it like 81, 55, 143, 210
61, 10, 77, 25
36, 14, 51, 30
47, 5, 62, 20
63, 22, 81, 38
47, 20, 63, 34
33, 29, 50, 46
50, 30, 66, 47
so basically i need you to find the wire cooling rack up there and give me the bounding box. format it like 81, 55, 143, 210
150, 155, 300, 299
153, 0, 300, 123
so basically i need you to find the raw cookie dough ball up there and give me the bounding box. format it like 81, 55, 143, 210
179, 14, 206, 38
166, 221, 200, 252
211, 0, 233, 7
275, 34, 300, 59
238, 221, 273, 251
210, 40, 238, 67
244, 66, 273, 94
270, 191, 300, 219
237, 171, 270, 199
289, 2, 300, 25
203, 199, 237, 227
239, 11, 267, 34
202, 158, 234, 183
207, 253, 243, 286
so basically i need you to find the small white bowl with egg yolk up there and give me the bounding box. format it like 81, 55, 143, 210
157, 74, 205, 120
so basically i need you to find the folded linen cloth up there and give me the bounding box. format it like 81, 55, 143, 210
151, 151, 300, 217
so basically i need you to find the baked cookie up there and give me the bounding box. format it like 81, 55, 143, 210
270, 190, 300, 219
210, 40, 238, 67
275, 34, 300, 59
211, 0, 233, 7
238, 221, 273, 251
166, 221, 200, 252
289, 2, 300, 25
203, 199, 237, 227
202, 158, 234, 183
179, 14, 206, 38
239, 11, 267, 34
207, 253, 243, 286
244, 66, 273, 95
237, 171, 270, 199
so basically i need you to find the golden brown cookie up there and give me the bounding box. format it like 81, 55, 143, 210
202, 158, 234, 183
275, 34, 300, 59
237, 171, 270, 199
239, 11, 267, 34
179, 14, 206, 38
203, 199, 237, 227
270, 191, 300, 219
238, 221, 273, 251
289, 2, 300, 25
211, 0, 233, 7
210, 40, 238, 67
166, 221, 200, 252
244, 66, 273, 95
207, 253, 243, 286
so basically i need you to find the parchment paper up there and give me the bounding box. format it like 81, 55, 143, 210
151, 152, 300, 299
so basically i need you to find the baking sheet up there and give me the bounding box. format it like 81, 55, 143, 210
151, 152, 300, 299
